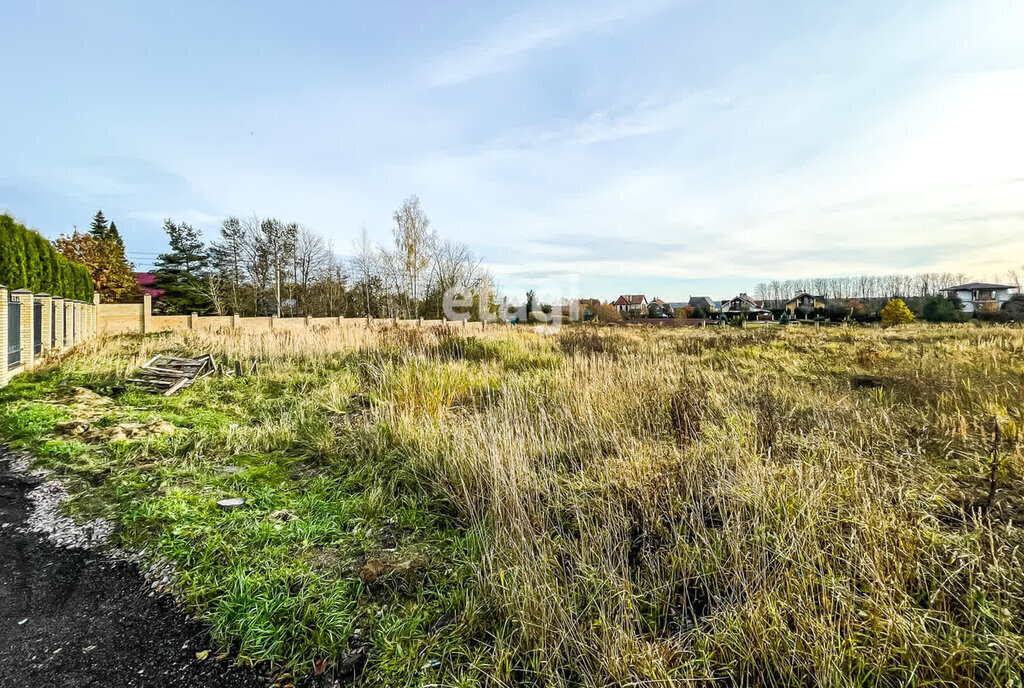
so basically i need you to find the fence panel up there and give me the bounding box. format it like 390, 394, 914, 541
8, 301, 21, 367
33, 301, 42, 355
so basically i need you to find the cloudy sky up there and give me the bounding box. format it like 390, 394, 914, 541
2, 0, 1023, 301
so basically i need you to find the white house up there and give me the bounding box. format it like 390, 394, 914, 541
939, 282, 1017, 313
612, 294, 647, 315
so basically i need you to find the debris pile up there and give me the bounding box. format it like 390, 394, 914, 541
128, 354, 218, 395
128, 354, 258, 395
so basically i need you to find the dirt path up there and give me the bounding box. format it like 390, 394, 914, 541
0, 459, 269, 688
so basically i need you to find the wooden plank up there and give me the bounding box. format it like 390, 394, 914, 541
128, 378, 175, 387
140, 365, 197, 376
163, 377, 190, 396
156, 355, 201, 364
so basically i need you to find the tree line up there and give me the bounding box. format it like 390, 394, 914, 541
1, 213, 95, 300
753, 271, 1022, 305
151, 195, 491, 318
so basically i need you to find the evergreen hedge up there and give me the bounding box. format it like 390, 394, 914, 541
0, 214, 94, 300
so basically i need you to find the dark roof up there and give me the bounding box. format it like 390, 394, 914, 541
687, 296, 715, 309
940, 282, 1016, 291
788, 292, 825, 301
723, 293, 768, 312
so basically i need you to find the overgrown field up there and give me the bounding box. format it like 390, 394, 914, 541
2, 324, 1023, 687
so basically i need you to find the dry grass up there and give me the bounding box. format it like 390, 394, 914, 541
3, 323, 1023, 686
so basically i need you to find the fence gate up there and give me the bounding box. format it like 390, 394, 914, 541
33, 301, 43, 355
50, 301, 56, 347
8, 300, 21, 367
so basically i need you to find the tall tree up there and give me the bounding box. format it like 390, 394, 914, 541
89, 210, 110, 239
153, 219, 210, 313
392, 195, 435, 318
257, 218, 297, 317
210, 216, 246, 314
54, 231, 138, 302
107, 220, 124, 247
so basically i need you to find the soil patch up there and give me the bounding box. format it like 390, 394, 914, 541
0, 457, 267, 688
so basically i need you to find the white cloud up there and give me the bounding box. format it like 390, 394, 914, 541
423, 0, 685, 88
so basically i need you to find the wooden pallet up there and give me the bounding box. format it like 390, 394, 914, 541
128, 354, 217, 395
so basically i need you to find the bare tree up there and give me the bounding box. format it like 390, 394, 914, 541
392, 195, 436, 318
349, 226, 378, 318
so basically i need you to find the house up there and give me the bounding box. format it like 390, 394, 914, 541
648, 297, 669, 316
612, 294, 648, 315
576, 299, 602, 321
940, 282, 1018, 313
136, 272, 165, 300
687, 296, 717, 313
784, 292, 825, 315
721, 293, 771, 319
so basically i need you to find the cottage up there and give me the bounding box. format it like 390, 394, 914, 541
721, 293, 771, 319
648, 298, 669, 316
686, 296, 717, 314
939, 283, 1017, 313
785, 292, 825, 315
612, 294, 648, 315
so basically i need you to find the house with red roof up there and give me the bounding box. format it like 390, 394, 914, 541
612, 294, 647, 316
136, 272, 165, 300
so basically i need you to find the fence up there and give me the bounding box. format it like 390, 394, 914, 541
98, 293, 487, 336
0, 285, 99, 387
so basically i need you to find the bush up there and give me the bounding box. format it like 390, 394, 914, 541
0, 214, 94, 300
921, 295, 962, 322
880, 298, 914, 326
1002, 294, 1024, 321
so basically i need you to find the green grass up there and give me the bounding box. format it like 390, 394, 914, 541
1, 324, 1023, 687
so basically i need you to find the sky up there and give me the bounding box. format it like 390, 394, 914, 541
2, 0, 1023, 302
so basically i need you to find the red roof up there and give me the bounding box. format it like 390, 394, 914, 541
136, 272, 165, 299
613, 294, 646, 306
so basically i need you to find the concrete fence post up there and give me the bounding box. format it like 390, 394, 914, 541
417, 317, 423, 328
305, 315, 312, 329
337, 315, 344, 326
269, 315, 277, 330
141, 293, 152, 334
190, 312, 198, 329
12, 289, 34, 369
37, 294, 53, 353
0, 285, 8, 384
92, 293, 100, 339
232, 313, 240, 330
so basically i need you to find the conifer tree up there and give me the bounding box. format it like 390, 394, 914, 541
154, 219, 210, 313
90, 210, 110, 239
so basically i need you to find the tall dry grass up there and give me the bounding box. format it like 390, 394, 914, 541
41, 324, 1024, 685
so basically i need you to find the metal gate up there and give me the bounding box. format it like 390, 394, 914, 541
33, 301, 42, 355
8, 300, 20, 367
51, 301, 56, 347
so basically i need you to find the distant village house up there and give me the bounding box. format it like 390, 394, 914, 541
940, 282, 1017, 313
613, 294, 648, 315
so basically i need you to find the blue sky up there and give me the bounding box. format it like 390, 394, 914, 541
2, 0, 1023, 302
